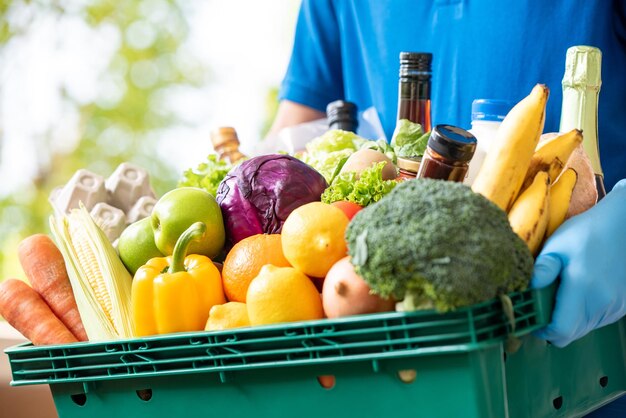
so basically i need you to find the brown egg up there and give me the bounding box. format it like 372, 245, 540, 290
340, 149, 397, 180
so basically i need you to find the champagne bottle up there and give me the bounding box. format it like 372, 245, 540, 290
559, 45, 606, 200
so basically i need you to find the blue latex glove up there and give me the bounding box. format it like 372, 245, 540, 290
531, 179, 626, 347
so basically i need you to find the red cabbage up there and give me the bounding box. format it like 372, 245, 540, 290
216, 154, 328, 245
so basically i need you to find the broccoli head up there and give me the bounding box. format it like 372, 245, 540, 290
346, 179, 534, 311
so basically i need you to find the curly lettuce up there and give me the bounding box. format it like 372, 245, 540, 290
321, 162, 397, 207
177, 154, 233, 196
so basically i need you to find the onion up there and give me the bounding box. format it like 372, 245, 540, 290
322, 256, 395, 318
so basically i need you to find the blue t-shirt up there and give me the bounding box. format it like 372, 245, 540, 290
279, 0, 626, 190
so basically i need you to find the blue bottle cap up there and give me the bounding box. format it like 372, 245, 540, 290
471, 99, 514, 122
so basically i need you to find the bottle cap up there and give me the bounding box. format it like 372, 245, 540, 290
397, 156, 421, 173
563, 45, 602, 89
399, 52, 432, 78
399, 52, 432, 70
211, 127, 240, 149
471, 99, 514, 122
428, 125, 477, 162
326, 100, 358, 131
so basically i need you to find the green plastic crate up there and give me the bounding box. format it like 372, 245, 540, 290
506, 318, 626, 418
4, 285, 625, 418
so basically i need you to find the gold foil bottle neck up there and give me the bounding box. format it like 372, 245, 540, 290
562, 45, 602, 90
210, 126, 246, 164
211, 127, 240, 149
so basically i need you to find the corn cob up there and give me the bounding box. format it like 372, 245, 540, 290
66, 219, 116, 332
50, 205, 133, 341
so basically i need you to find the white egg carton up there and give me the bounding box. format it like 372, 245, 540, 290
50, 162, 157, 242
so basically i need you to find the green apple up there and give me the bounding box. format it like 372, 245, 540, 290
151, 187, 225, 258
117, 217, 163, 276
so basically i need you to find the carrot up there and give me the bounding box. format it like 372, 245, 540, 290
0, 279, 78, 345
18, 234, 88, 341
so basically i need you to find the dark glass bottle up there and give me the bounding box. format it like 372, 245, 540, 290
396, 52, 432, 132
326, 100, 359, 132
210, 127, 246, 164
416, 125, 477, 182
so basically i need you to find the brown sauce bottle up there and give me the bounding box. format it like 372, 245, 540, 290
396, 52, 432, 132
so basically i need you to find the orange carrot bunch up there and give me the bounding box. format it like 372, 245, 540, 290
0, 234, 87, 345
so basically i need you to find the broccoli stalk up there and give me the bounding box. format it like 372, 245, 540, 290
346, 179, 534, 312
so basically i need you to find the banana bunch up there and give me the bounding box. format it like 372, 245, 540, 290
472, 84, 583, 255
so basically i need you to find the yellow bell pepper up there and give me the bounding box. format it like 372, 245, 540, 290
132, 222, 226, 336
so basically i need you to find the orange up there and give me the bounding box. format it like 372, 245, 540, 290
246, 265, 324, 326
205, 302, 250, 331
221, 234, 291, 302
281, 202, 349, 278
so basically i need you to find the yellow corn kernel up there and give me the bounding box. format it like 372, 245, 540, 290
68, 220, 116, 333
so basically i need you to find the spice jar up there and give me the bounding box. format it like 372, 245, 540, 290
416, 125, 477, 182
396, 156, 421, 181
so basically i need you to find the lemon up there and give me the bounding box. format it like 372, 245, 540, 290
281, 202, 349, 278
246, 265, 323, 326
205, 302, 250, 331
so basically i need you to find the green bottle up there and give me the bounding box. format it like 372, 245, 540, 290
558, 45, 606, 199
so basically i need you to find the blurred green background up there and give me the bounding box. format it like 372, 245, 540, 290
0, 0, 297, 283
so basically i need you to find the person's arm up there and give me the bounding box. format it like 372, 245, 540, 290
531, 179, 626, 347
267, 100, 325, 136
269, 0, 343, 135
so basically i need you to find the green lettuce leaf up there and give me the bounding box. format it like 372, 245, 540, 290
306, 129, 367, 154
301, 149, 353, 184
359, 138, 397, 164
300, 129, 369, 183
391, 119, 430, 157
321, 162, 397, 207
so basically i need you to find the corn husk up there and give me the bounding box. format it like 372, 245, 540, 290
50, 205, 133, 341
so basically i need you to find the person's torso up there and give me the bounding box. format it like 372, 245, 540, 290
332, 0, 626, 189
